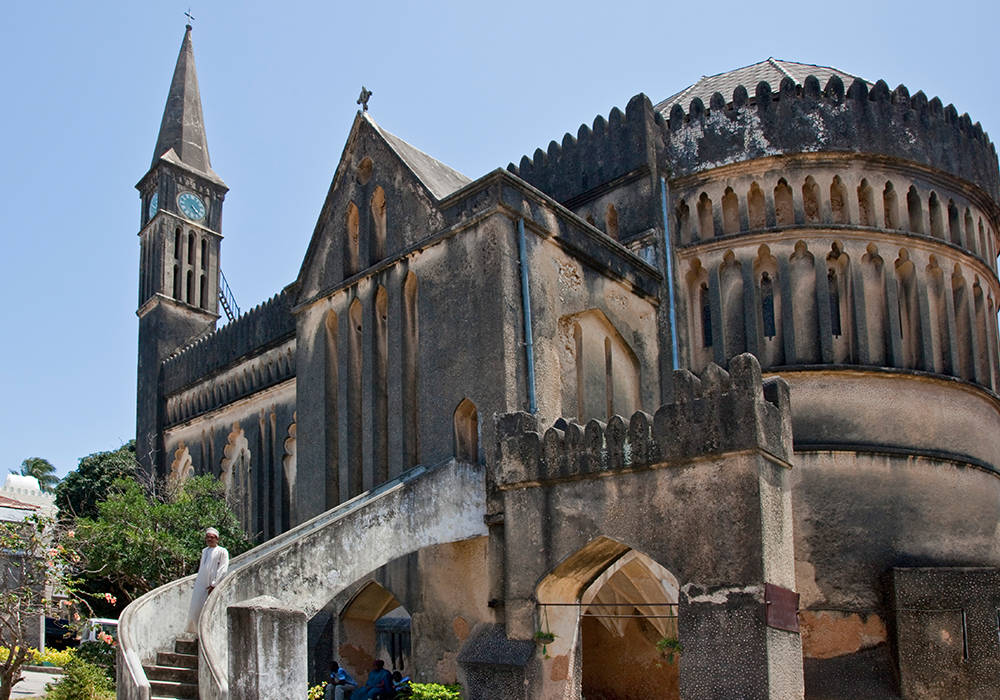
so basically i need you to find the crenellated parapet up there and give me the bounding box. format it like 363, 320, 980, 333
506, 93, 665, 204
163, 289, 295, 394
494, 353, 791, 488
663, 75, 1000, 199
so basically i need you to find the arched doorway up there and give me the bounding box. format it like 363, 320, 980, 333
579, 550, 680, 700
535, 537, 680, 700
339, 581, 412, 678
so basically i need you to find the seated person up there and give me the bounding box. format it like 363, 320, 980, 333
392, 671, 411, 695
353, 659, 394, 700
326, 661, 359, 700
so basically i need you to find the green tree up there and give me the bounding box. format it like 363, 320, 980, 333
0, 515, 82, 700
67, 475, 252, 616
13, 457, 58, 493
55, 442, 137, 522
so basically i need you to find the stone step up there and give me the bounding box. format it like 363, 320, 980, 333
149, 679, 199, 699
144, 664, 198, 684
155, 651, 199, 669
174, 638, 198, 656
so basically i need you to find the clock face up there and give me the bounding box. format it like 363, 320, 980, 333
178, 192, 206, 221
147, 192, 158, 219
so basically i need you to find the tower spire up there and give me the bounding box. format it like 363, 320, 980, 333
152, 25, 217, 178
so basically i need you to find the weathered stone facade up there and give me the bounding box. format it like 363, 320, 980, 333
122, 37, 1000, 700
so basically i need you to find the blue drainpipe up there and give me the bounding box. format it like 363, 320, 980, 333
660, 177, 680, 370
517, 218, 538, 414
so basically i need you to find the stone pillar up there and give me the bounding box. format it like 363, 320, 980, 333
228, 595, 307, 700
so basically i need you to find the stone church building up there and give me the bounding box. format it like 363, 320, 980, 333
119, 26, 1000, 700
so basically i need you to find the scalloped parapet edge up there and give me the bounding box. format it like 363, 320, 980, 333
662, 75, 999, 197
494, 354, 792, 488
162, 289, 296, 394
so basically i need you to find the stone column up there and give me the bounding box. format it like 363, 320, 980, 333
228, 595, 307, 700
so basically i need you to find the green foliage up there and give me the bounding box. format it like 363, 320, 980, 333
67, 475, 252, 614
34, 647, 74, 668
656, 636, 683, 664
307, 681, 327, 700
56, 442, 137, 522
74, 642, 115, 682
43, 657, 115, 700
408, 683, 461, 700
15, 457, 59, 493
0, 515, 83, 700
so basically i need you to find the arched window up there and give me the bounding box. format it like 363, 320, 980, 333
201, 239, 208, 270
965, 209, 976, 255
761, 272, 776, 339
605, 203, 619, 241
802, 177, 821, 223
828, 269, 842, 336
371, 187, 386, 263
747, 183, 766, 230
174, 227, 182, 260
199, 274, 207, 309
883, 182, 899, 229
402, 272, 420, 468
948, 200, 961, 245
929, 192, 944, 239
697, 193, 714, 239
188, 232, 195, 265
830, 176, 848, 224
722, 188, 739, 234
857, 179, 875, 227
907, 186, 923, 234
774, 179, 794, 226
674, 200, 690, 244
454, 399, 479, 462
345, 202, 360, 277
701, 283, 713, 348
186, 270, 194, 304
172, 264, 180, 298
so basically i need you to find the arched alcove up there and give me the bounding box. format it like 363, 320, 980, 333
536, 537, 681, 700
454, 398, 479, 462
340, 581, 412, 677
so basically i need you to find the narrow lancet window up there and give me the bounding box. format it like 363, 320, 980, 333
700, 283, 713, 348
829, 269, 842, 336
761, 273, 776, 339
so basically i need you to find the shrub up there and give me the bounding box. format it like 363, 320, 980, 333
35, 647, 75, 668
43, 657, 115, 700
307, 681, 327, 700
409, 683, 461, 700
74, 641, 115, 681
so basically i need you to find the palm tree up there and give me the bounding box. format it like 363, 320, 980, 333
15, 457, 59, 493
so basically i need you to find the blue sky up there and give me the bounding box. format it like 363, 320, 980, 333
2, 0, 998, 479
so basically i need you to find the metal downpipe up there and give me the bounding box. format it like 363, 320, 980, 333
517, 218, 538, 414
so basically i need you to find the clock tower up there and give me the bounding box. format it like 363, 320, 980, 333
135, 24, 228, 479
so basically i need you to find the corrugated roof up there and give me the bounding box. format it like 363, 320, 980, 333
366, 114, 472, 201
654, 58, 869, 115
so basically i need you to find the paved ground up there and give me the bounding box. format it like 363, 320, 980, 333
10, 669, 61, 698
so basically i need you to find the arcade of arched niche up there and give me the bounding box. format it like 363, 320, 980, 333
536, 539, 681, 700
673, 166, 1000, 386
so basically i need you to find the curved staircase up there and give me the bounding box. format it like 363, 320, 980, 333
118, 458, 487, 700
145, 639, 198, 700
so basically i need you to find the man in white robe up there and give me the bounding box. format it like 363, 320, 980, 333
185, 527, 229, 635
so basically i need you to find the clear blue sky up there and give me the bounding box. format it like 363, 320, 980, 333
2, 0, 998, 479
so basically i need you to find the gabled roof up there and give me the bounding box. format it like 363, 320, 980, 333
654, 58, 869, 115
365, 113, 471, 200
151, 25, 224, 185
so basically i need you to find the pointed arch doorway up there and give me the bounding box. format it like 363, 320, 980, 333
536, 538, 681, 700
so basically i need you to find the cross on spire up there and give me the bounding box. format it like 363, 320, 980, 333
185, 8, 195, 25
357, 86, 373, 112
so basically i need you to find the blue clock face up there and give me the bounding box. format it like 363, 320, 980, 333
147, 192, 158, 219
178, 192, 206, 221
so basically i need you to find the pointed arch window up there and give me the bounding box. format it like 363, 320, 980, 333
700, 283, 713, 348
828, 269, 842, 336
761, 273, 776, 339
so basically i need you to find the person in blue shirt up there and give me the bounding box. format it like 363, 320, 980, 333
326, 661, 359, 700
353, 659, 394, 700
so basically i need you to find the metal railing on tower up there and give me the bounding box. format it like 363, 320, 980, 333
218, 269, 240, 323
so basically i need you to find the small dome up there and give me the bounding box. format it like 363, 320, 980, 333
655, 58, 868, 116
4, 474, 40, 491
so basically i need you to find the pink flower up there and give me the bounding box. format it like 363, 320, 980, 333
104, 593, 117, 605
66, 531, 74, 538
